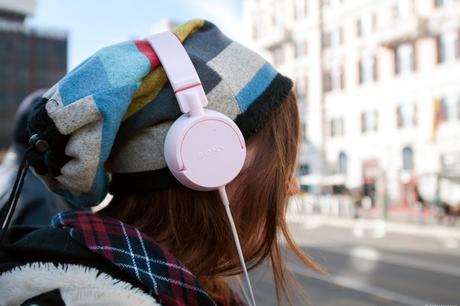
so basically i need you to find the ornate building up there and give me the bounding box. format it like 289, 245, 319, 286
244, 0, 460, 207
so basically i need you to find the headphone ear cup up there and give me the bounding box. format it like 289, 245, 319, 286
164, 110, 246, 191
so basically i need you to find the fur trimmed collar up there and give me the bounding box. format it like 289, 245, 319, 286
0, 262, 160, 306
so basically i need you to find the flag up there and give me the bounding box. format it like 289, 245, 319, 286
432, 97, 446, 139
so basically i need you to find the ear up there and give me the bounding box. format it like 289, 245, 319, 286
242, 143, 257, 171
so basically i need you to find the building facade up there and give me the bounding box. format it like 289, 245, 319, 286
0, 0, 67, 148
244, 0, 460, 207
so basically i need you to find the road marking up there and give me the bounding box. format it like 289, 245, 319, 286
352, 219, 387, 238
443, 238, 459, 249
350, 246, 380, 261
312, 245, 460, 278
288, 262, 434, 306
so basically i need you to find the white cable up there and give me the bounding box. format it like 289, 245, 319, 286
218, 186, 257, 306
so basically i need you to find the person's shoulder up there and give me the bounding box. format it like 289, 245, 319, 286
0, 226, 160, 306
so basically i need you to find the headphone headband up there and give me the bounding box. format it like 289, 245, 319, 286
146, 32, 208, 115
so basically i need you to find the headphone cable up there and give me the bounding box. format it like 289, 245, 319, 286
0, 147, 33, 242
218, 186, 257, 306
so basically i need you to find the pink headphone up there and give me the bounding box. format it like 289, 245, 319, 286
146, 32, 256, 306
146, 32, 246, 191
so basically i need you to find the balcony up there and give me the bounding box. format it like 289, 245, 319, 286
256, 27, 292, 49
427, 2, 460, 35
377, 16, 429, 48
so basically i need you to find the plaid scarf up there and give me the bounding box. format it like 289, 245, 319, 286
51, 211, 217, 306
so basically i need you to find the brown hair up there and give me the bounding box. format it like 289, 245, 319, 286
100, 90, 322, 305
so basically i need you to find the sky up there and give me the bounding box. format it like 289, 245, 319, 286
26, 0, 244, 71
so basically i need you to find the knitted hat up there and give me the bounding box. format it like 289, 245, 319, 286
28, 20, 293, 207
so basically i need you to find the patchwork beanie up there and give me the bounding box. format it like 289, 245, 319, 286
27, 19, 293, 208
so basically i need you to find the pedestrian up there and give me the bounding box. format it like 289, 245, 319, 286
353, 189, 363, 219
0, 89, 73, 226
0, 20, 322, 306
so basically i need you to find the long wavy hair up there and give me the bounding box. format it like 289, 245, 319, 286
101, 90, 322, 305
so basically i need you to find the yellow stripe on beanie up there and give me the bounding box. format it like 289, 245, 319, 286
123, 19, 205, 120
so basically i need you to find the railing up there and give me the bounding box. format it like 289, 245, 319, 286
256, 27, 291, 49
377, 16, 429, 48
427, 2, 460, 35
287, 194, 356, 220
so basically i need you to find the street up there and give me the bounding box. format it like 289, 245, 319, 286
250, 217, 460, 306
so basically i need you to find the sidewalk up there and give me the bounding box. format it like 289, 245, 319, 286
287, 214, 460, 239
365, 206, 457, 223
287, 195, 460, 238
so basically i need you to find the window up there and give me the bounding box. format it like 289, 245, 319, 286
252, 14, 262, 40
323, 32, 331, 49
361, 111, 378, 133
338, 152, 348, 174
395, 43, 415, 75
294, 0, 308, 19
396, 0, 412, 19
299, 163, 310, 176
437, 32, 459, 63
332, 66, 344, 90
270, 14, 276, 29
457, 99, 460, 120
295, 41, 308, 58
273, 2, 284, 27
359, 55, 377, 84
356, 13, 375, 37
272, 46, 284, 65
330, 118, 344, 137
324, 66, 344, 92
295, 74, 308, 100
397, 102, 417, 128
323, 71, 332, 92
324, 27, 343, 48
331, 27, 343, 48
440, 94, 460, 121
324, 0, 343, 8
435, 0, 455, 7
330, 0, 342, 8
301, 121, 308, 141
402, 146, 414, 170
